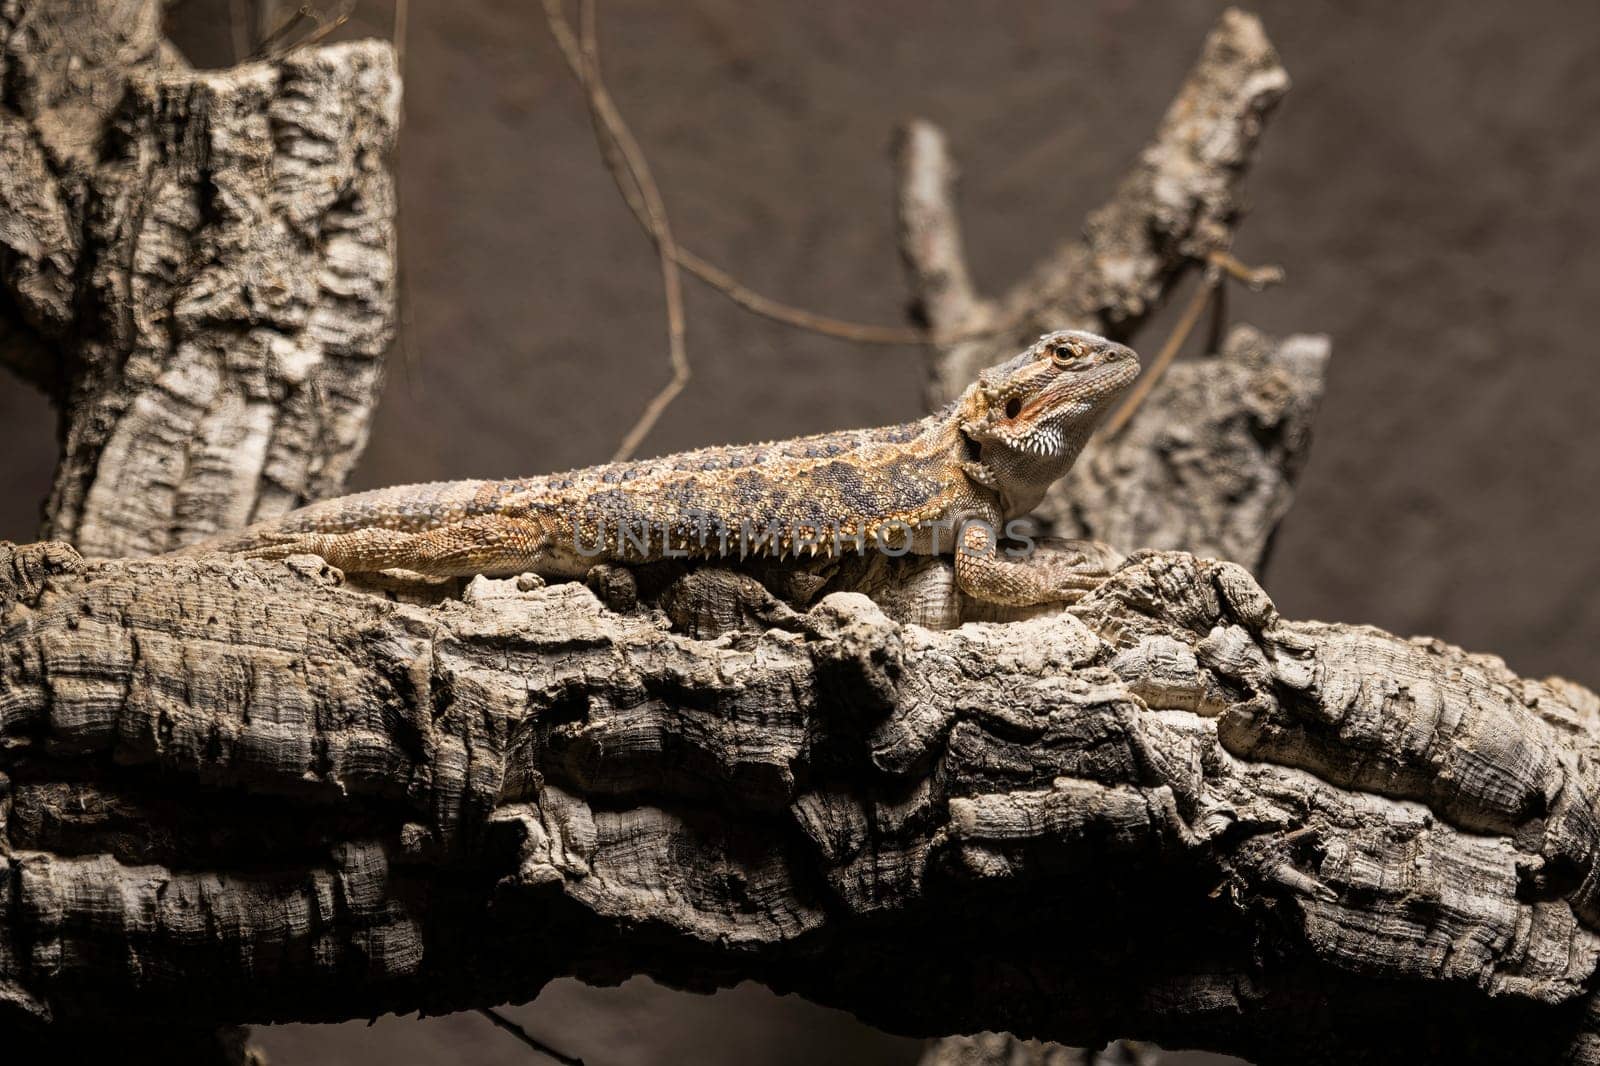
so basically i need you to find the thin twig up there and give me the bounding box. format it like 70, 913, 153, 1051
228, 0, 251, 63
293, 0, 351, 52
543, 0, 689, 461
250, 0, 351, 60
539, 1, 992, 350
478, 1007, 586, 1066
1102, 249, 1283, 436
393, 0, 409, 69
1103, 270, 1218, 437
251, 3, 310, 58
577, 0, 690, 462
1209, 250, 1285, 291
674, 246, 932, 344
1206, 263, 1229, 354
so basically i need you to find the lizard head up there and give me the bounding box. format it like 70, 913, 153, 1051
959, 330, 1140, 516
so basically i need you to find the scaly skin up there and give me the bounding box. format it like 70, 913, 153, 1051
190, 331, 1139, 606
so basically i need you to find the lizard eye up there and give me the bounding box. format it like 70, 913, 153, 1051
1054, 349, 1099, 373
1004, 397, 1023, 419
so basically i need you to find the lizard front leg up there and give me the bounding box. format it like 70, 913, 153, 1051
954, 519, 1123, 607
238, 515, 551, 578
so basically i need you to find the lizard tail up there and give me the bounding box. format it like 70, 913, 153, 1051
176, 479, 520, 556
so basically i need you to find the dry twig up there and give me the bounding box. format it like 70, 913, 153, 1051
539, 3, 1280, 465
1101, 251, 1282, 437
541, 0, 689, 461
543, 2, 938, 349
479, 1007, 586, 1066
393, 0, 409, 69
251, 1, 352, 60
1102, 271, 1219, 437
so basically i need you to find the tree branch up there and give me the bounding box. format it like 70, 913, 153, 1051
0, 8, 1546, 1066
2, 541, 1597, 1064
1050, 324, 1329, 567
0, 0, 399, 558
897, 8, 1290, 409
0, 4, 398, 1059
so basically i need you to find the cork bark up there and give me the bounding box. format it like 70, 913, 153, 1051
0, 1, 394, 1059
896, 9, 1290, 410
0, 0, 398, 561
3, 5, 1595, 1066
4, 541, 1600, 1064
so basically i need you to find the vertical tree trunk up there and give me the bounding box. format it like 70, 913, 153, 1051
0, 2, 399, 1060
0, 0, 398, 560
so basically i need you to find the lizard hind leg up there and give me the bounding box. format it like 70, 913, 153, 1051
242, 516, 554, 579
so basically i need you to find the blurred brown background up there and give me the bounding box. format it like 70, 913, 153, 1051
3, 0, 1597, 1061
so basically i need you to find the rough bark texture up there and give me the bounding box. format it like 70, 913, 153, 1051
895, 9, 1303, 576
0, 3, 397, 1058
0, 0, 399, 560
3, 5, 1575, 1065
920, 1033, 1155, 1066
3, 539, 1599, 1065
1047, 324, 1328, 568
896, 8, 1289, 409
906, 19, 1316, 1058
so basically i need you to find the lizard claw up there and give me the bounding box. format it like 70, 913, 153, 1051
1031, 537, 1125, 599
237, 531, 325, 562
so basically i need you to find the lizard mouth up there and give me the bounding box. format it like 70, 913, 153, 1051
1017, 354, 1140, 421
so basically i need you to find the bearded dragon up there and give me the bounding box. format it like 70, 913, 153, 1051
191, 331, 1139, 607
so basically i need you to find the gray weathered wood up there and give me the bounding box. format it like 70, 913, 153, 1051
0, 0, 398, 561
0, 2, 397, 1059
896, 11, 1310, 584
3, 540, 1598, 1064
896, 9, 1289, 410
1048, 324, 1328, 568
4, 6, 1584, 1066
